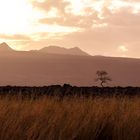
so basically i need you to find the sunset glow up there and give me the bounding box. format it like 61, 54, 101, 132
0, 0, 34, 34
0, 0, 140, 57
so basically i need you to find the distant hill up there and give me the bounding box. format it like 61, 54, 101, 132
0, 42, 140, 86
0, 42, 14, 52
38, 46, 90, 56
0, 43, 89, 56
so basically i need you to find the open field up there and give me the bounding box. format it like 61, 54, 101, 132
0, 95, 139, 140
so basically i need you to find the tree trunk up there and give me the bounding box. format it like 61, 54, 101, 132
101, 81, 104, 87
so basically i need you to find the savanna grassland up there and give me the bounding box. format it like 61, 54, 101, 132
0, 96, 139, 140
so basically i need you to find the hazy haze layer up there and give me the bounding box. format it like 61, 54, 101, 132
0, 47, 140, 86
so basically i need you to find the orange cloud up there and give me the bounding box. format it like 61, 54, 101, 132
31, 0, 70, 14
0, 34, 31, 41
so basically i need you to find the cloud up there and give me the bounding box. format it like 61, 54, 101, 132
33, 0, 140, 31
31, 0, 70, 15
101, 7, 140, 27
20, 0, 140, 58
39, 13, 98, 29
0, 34, 31, 41
125, 0, 140, 2
118, 45, 128, 52
31, 0, 98, 31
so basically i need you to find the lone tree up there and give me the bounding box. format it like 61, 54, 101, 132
95, 70, 112, 87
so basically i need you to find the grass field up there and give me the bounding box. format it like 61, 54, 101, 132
0, 96, 139, 140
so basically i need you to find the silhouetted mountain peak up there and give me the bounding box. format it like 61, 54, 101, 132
0, 42, 14, 52
39, 46, 90, 56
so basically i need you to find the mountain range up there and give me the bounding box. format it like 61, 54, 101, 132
38, 45, 89, 56
0, 42, 140, 86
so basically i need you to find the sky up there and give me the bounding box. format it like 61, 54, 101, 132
0, 0, 140, 58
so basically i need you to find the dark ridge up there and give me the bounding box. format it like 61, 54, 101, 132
0, 85, 140, 98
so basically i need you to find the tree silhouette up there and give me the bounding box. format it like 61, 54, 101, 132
95, 70, 112, 87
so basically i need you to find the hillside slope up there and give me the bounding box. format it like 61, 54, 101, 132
0, 50, 140, 86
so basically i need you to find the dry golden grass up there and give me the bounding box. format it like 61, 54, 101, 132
0, 96, 139, 140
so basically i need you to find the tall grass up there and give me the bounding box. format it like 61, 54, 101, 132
0, 96, 139, 140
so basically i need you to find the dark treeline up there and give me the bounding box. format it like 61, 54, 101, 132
0, 84, 140, 98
